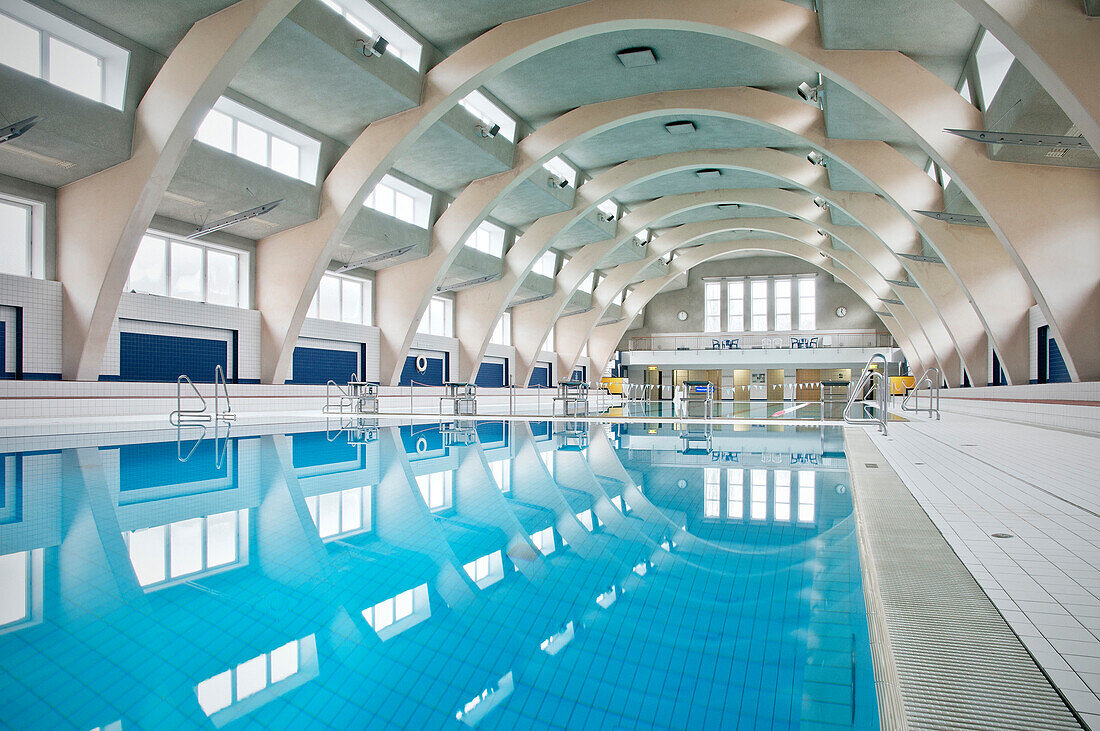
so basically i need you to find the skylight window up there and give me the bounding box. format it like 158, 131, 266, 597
959, 77, 973, 105
0, 1, 129, 109
975, 30, 1014, 110
543, 156, 577, 188
532, 251, 556, 278
466, 220, 505, 257
459, 90, 516, 142
364, 174, 431, 228
318, 0, 422, 70
196, 97, 321, 183
597, 199, 619, 221
578, 273, 595, 293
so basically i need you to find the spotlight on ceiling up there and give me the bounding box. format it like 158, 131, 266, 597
616, 47, 657, 68
475, 123, 500, 139
695, 168, 721, 179
796, 81, 822, 105
664, 121, 696, 135
547, 175, 569, 189
807, 150, 827, 166
356, 35, 388, 58
187, 199, 282, 239
813, 196, 829, 209
0, 116, 42, 145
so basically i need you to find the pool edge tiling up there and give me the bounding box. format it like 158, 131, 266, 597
844, 427, 1082, 731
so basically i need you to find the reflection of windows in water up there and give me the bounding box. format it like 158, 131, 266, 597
774, 470, 791, 522
704, 468, 720, 518
196, 635, 318, 722
415, 471, 453, 512
750, 470, 767, 520
124, 510, 248, 589
798, 471, 816, 523
727, 468, 744, 519
0, 549, 43, 634
530, 527, 555, 555
304, 486, 373, 540
539, 450, 554, 477
363, 584, 431, 640
464, 551, 504, 589
489, 460, 510, 493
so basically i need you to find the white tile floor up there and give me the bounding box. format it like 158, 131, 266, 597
869, 412, 1100, 729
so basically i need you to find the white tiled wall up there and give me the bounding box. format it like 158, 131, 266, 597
940, 382, 1100, 434
0, 273, 63, 378
484, 343, 515, 383
101, 293, 262, 380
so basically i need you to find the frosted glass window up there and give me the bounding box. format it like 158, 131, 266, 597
704, 281, 721, 332
341, 279, 363, 324
418, 296, 453, 337
774, 471, 791, 522
205, 249, 238, 306
975, 30, 1014, 109
235, 121, 268, 167
798, 278, 816, 330
0, 13, 40, 77
270, 136, 300, 179
48, 36, 102, 101
750, 470, 767, 520
197, 109, 233, 151
309, 273, 369, 325
0, 198, 32, 277
170, 241, 204, 301
0, 552, 29, 628
751, 280, 768, 331
727, 469, 743, 519
318, 275, 341, 320
726, 280, 744, 332
774, 279, 792, 331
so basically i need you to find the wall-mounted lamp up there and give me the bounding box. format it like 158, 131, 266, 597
356, 35, 388, 58
476, 123, 500, 139
813, 196, 829, 209
797, 81, 822, 105
807, 150, 827, 166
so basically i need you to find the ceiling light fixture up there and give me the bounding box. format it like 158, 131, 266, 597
0, 116, 42, 145
475, 123, 500, 139
356, 35, 388, 58
616, 47, 657, 67
796, 82, 823, 105
337, 245, 417, 271
914, 209, 987, 226
807, 150, 826, 166
944, 128, 1091, 150
437, 273, 501, 292
187, 199, 282, 239
664, 121, 696, 135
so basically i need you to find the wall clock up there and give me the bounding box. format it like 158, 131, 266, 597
835, 306, 847, 318
677, 310, 688, 321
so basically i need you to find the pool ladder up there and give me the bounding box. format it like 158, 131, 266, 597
170, 365, 236, 426
901, 367, 941, 420
843, 353, 889, 435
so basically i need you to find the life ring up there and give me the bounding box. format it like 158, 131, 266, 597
416, 436, 428, 453
415, 355, 428, 373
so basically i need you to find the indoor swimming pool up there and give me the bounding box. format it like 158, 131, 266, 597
0, 419, 878, 729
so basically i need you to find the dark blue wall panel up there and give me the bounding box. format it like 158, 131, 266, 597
116, 441, 230, 490
476, 421, 507, 446
1048, 338, 1071, 383
530, 363, 551, 388
570, 366, 586, 382
0, 321, 8, 379
400, 424, 445, 455
291, 431, 362, 470
291, 346, 359, 385
400, 353, 447, 386
120, 332, 227, 383
475, 361, 506, 388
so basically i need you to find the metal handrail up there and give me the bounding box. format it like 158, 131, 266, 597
214, 365, 236, 422
901, 367, 941, 419
323, 379, 353, 413
843, 356, 888, 434
176, 423, 206, 462
170, 374, 211, 426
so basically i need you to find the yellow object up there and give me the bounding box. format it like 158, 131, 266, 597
600, 377, 625, 395
890, 376, 915, 395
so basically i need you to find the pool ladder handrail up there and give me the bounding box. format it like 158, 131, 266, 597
901, 367, 941, 420
323, 378, 353, 414
843, 354, 889, 434
170, 366, 235, 426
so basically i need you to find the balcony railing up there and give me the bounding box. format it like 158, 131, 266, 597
627, 329, 895, 352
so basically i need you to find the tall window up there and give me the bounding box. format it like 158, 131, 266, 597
703, 468, 720, 518
490, 311, 511, 346
125, 510, 248, 589
0, 3, 128, 108
725, 280, 744, 332
774, 279, 792, 331
750, 470, 767, 520
975, 30, 1014, 109
416, 471, 452, 512
308, 272, 372, 325
417, 296, 453, 337
464, 551, 504, 589
466, 221, 505, 258
489, 460, 510, 493
750, 280, 768, 331
128, 232, 247, 308
532, 251, 556, 278
726, 468, 743, 519
543, 157, 577, 188
363, 584, 430, 639
530, 527, 555, 556
304, 486, 372, 540
317, 0, 423, 69
773, 471, 791, 522
0, 197, 31, 277
196, 97, 320, 183
578, 273, 595, 293
364, 175, 431, 228
798, 278, 816, 330
704, 281, 721, 332
541, 323, 555, 353
460, 90, 516, 141
196, 636, 313, 718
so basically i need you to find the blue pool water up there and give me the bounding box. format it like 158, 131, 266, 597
0, 419, 878, 729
